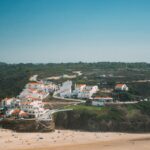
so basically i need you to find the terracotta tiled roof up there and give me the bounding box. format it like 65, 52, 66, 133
76, 84, 86, 87
12, 109, 20, 115
115, 84, 125, 88
19, 111, 28, 117
28, 82, 42, 85
21, 102, 31, 105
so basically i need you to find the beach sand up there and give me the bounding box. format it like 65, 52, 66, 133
0, 128, 150, 150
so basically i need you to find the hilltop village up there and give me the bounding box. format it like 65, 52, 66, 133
0, 69, 147, 121
0, 62, 150, 133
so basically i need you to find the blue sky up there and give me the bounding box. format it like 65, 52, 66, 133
0, 0, 150, 63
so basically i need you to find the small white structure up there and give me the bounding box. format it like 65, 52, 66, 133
47, 76, 61, 80
29, 75, 38, 82
72, 71, 82, 76
78, 85, 99, 99
115, 84, 129, 91
1, 97, 20, 109
72, 84, 86, 96
1, 98, 14, 108
62, 74, 77, 79
92, 97, 113, 106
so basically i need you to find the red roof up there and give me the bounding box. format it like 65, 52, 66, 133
21, 102, 31, 105
19, 111, 28, 117
28, 88, 37, 92
4, 97, 12, 101
12, 109, 20, 115
76, 84, 86, 87
115, 84, 125, 88
29, 82, 42, 85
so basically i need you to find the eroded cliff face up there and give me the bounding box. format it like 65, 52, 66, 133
54, 111, 150, 133
0, 119, 55, 132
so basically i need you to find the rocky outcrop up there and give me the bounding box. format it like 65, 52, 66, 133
0, 119, 55, 132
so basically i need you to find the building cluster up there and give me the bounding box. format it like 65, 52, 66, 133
55, 81, 99, 100
56, 81, 129, 101
0, 73, 130, 119
72, 84, 99, 99
91, 84, 129, 106
0, 80, 57, 119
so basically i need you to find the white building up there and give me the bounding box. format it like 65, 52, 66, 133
29, 75, 38, 82
1, 97, 20, 109
72, 71, 82, 76
62, 74, 77, 79
115, 84, 129, 91
18, 81, 54, 101
25, 82, 43, 90
92, 97, 113, 106
58, 80, 72, 98
72, 84, 86, 96
25, 81, 56, 92
19, 88, 49, 100
20, 101, 46, 118
78, 85, 99, 99
1, 98, 14, 108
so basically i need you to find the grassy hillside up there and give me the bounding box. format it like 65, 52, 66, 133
54, 101, 150, 132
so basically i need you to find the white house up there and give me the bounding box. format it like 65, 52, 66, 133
19, 89, 48, 100
25, 82, 43, 90
29, 75, 38, 82
1, 97, 20, 109
20, 101, 45, 118
72, 84, 86, 96
72, 71, 82, 76
78, 85, 99, 99
115, 84, 129, 91
92, 97, 113, 106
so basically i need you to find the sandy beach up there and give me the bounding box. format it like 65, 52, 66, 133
0, 129, 150, 150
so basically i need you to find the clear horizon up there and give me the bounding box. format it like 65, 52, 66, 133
1, 61, 150, 65
0, 0, 150, 63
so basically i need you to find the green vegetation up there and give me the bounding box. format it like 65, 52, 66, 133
65, 105, 125, 121
66, 101, 150, 120
65, 105, 103, 111
1, 61, 150, 132
0, 62, 150, 100
55, 101, 150, 132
